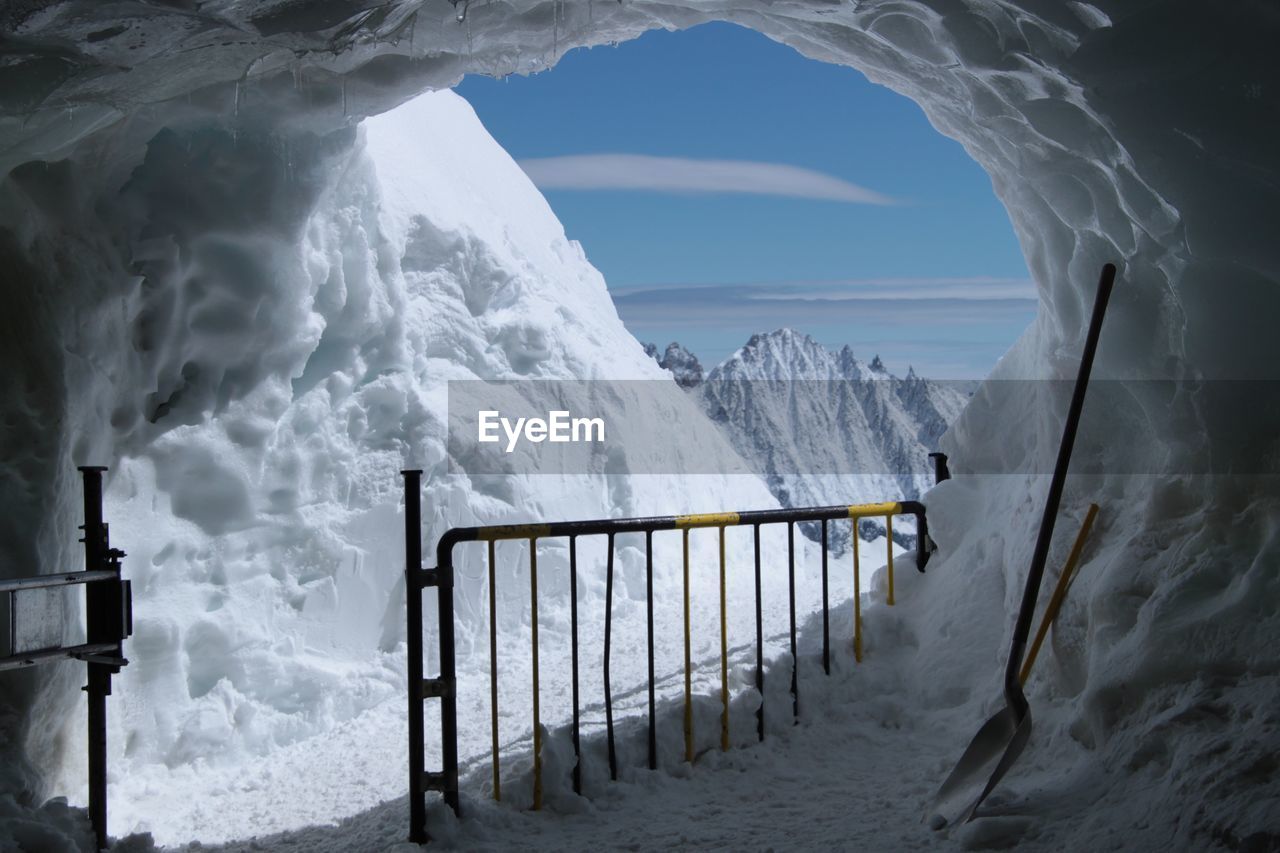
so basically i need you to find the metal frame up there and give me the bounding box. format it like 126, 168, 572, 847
0, 466, 131, 852
403, 472, 929, 843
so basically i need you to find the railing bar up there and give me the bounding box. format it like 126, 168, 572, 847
787, 521, 798, 722
569, 535, 582, 796
886, 514, 895, 606
754, 523, 764, 743
488, 539, 500, 802
719, 525, 729, 752
821, 519, 830, 676
0, 570, 119, 594
440, 501, 930, 544
604, 532, 617, 781
682, 528, 693, 764
530, 538, 542, 810
645, 530, 657, 772
0, 641, 119, 673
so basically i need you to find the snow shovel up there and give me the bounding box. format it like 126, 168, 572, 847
930, 262, 1116, 827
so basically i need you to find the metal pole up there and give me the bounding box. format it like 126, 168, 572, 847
645, 531, 656, 771
682, 529, 693, 764
719, 525, 729, 752
79, 466, 109, 853
604, 534, 617, 780
853, 526, 863, 664
787, 522, 798, 722
569, 536, 582, 795
886, 514, 895, 607
929, 452, 951, 483
529, 539, 541, 810
753, 524, 763, 742
488, 539, 500, 801
821, 520, 830, 676
402, 470, 426, 844
438, 553, 460, 815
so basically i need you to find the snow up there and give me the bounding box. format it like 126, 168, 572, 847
1, 1, 1278, 851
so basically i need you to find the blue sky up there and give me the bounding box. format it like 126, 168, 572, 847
455, 22, 1035, 378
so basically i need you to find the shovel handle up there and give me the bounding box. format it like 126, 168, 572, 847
1005, 264, 1115, 709
1019, 503, 1100, 685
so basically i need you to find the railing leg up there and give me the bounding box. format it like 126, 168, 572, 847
753, 524, 763, 742
853, 527, 863, 664
604, 534, 617, 780
787, 522, 798, 722
402, 470, 427, 844
529, 538, 542, 810
645, 531, 656, 771
439, 547, 460, 817
821, 520, 830, 676
682, 529, 693, 764
488, 540, 500, 802
886, 514, 895, 607
719, 526, 729, 752
569, 536, 582, 795
79, 466, 110, 853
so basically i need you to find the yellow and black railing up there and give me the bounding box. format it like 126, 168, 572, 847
402, 470, 929, 843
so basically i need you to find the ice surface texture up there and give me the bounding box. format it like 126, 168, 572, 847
1, 0, 1278, 847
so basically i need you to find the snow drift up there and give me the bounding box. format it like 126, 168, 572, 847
1, 0, 1278, 848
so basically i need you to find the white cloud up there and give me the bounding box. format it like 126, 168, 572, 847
517, 154, 899, 205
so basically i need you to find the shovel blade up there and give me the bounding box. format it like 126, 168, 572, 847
930, 704, 1032, 827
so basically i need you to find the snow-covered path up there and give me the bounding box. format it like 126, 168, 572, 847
194, 609, 959, 853
186, 565, 1044, 853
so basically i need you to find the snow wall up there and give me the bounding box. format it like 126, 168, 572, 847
1, 0, 1277, 847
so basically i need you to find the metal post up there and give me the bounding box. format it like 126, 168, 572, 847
787, 522, 798, 722
645, 531, 656, 771
853, 529, 863, 664
753, 524, 763, 742
682, 529, 693, 763
488, 539, 500, 802
569, 536, 582, 795
402, 470, 426, 844
604, 534, 617, 780
821, 520, 830, 675
438, 549, 460, 815
886, 514, 895, 607
719, 526, 729, 752
529, 539, 541, 810
79, 466, 110, 853
929, 452, 951, 484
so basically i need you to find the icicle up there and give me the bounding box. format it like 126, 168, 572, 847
233, 79, 241, 116
341, 76, 347, 116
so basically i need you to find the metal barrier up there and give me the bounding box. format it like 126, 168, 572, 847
0, 467, 131, 852
403, 469, 929, 842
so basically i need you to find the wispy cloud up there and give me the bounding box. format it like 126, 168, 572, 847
518, 154, 899, 205
611, 278, 1039, 378
612, 277, 1037, 302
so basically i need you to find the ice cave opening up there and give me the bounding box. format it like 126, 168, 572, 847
0, 2, 1276, 850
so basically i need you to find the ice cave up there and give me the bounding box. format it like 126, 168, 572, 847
0, 1, 1277, 851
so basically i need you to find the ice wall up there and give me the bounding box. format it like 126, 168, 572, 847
2, 0, 1278, 845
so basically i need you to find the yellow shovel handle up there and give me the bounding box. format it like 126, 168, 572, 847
1019, 503, 1099, 686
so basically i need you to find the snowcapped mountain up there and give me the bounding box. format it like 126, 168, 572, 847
693, 329, 969, 552
644, 341, 706, 387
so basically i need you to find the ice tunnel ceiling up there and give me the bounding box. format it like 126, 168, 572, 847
4, 0, 1278, 379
